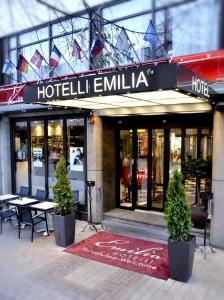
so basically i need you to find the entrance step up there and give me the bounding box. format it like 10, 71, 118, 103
103, 208, 208, 245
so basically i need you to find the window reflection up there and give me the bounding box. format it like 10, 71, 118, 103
19, 42, 49, 82
31, 121, 45, 196
200, 129, 212, 160
136, 129, 148, 208
15, 121, 28, 193
67, 118, 85, 205
48, 120, 63, 199
119, 130, 133, 208
52, 29, 89, 76
18, 27, 48, 46
9, 50, 17, 84
169, 128, 181, 176
151, 129, 164, 209
185, 129, 197, 160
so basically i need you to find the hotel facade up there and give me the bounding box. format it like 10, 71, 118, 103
1, 0, 224, 248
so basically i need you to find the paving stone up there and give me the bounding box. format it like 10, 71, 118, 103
0, 219, 224, 300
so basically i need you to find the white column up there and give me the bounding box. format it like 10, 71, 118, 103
210, 111, 224, 248
0, 116, 12, 194
87, 116, 103, 224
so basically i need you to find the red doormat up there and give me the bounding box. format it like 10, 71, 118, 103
64, 231, 169, 280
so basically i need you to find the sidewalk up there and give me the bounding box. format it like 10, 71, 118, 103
0, 220, 224, 300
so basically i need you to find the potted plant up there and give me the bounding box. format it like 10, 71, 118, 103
52, 156, 75, 247
164, 169, 196, 282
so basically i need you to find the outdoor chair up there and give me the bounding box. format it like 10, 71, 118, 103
35, 189, 47, 202
0, 205, 17, 233
17, 206, 48, 242
19, 186, 29, 198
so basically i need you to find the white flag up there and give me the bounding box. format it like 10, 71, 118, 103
2, 58, 13, 75
115, 28, 129, 51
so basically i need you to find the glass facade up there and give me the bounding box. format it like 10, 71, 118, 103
31, 120, 45, 195
119, 130, 133, 208
12, 116, 86, 210
136, 129, 148, 208
151, 129, 164, 209
4, 0, 220, 84
48, 119, 64, 199
118, 124, 212, 211
14, 121, 28, 193
67, 118, 85, 205
169, 128, 182, 176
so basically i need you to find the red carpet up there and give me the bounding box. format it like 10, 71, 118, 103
64, 231, 169, 280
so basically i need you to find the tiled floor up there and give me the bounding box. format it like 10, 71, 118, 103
0, 219, 224, 300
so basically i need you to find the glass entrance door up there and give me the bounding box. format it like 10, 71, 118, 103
119, 128, 164, 210
136, 129, 148, 208
119, 130, 133, 208
151, 129, 164, 209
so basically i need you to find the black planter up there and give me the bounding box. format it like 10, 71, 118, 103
168, 235, 196, 282
52, 213, 76, 247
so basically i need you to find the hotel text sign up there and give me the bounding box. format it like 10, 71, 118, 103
24, 68, 152, 103
192, 76, 209, 97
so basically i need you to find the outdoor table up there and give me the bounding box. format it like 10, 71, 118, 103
30, 201, 56, 212
0, 194, 19, 203
30, 201, 56, 235
7, 197, 39, 206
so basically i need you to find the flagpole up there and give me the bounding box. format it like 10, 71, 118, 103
94, 30, 121, 71
122, 28, 142, 66
81, 0, 121, 71
43, 65, 55, 80
150, 20, 167, 59
41, 56, 62, 79
60, 52, 76, 74
76, 42, 95, 71
10, 61, 29, 82
28, 61, 43, 81
169, 33, 183, 63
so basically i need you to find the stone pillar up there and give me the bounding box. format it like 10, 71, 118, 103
210, 111, 224, 248
0, 116, 12, 194
87, 116, 103, 224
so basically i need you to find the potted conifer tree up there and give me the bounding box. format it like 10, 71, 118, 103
164, 169, 196, 282
52, 156, 75, 247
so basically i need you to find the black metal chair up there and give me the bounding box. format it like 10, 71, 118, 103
17, 206, 49, 242
0, 205, 17, 233
19, 186, 29, 198
35, 189, 47, 202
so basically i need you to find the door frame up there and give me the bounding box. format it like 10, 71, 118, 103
117, 128, 166, 212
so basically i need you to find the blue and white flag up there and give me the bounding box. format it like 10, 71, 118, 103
2, 58, 13, 75
115, 28, 129, 52
144, 20, 158, 46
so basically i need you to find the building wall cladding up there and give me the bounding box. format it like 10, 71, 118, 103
102, 118, 116, 213
210, 111, 224, 248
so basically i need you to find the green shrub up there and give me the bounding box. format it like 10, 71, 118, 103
164, 169, 192, 241
52, 156, 74, 216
